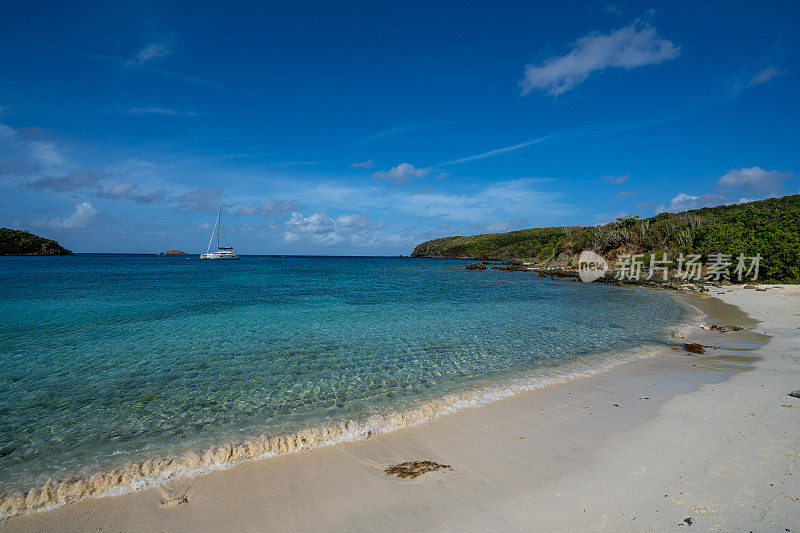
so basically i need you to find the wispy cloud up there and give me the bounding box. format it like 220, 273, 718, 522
440, 135, 550, 165
520, 21, 680, 96
350, 160, 374, 169
749, 67, 784, 86
236, 199, 301, 216
126, 42, 171, 66
615, 190, 636, 198
394, 178, 572, 223
98, 181, 168, 203
28, 170, 103, 192
173, 188, 224, 213
51, 46, 235, 93
354, 125, 420, 145
603, 174, 630, 184
124, 107, 198, 117
0, 122, 14, 139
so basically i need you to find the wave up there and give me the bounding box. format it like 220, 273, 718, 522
0, 342, 678, 520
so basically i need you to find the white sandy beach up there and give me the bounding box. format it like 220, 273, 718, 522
1, 285, 798, 532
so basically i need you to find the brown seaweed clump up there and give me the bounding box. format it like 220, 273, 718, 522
384, 461, 452, 479
684, 343, 706, 354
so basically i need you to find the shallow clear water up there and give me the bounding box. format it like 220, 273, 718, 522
0, 255, 686, 495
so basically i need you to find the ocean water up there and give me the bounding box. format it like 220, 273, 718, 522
0, 254, 688, 514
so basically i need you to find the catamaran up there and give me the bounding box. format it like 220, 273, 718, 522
201, 206, 239, 259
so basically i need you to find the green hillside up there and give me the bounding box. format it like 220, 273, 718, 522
410, 194, 800, 283
0, 228, 74, 256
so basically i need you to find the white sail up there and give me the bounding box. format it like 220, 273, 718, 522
200, 206, 239, 259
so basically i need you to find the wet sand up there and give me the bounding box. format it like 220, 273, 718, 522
2, 285, 798, 531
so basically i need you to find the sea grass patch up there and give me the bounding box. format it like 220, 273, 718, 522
385, 461, 452, 479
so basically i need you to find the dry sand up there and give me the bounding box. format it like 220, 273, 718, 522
2, 285, 798, 531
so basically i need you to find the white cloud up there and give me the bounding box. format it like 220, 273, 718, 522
520, 21, 680, 96
661, 192, 726, 213
350, 160, 374, 169
127, 43, 171, 66
373, 163, 430, 185
50, 202, 101, 229
283, 212, 382, 245
283, 212, 340, 244
749, 67, 783, 86
615, 190, 636, 198
335, 214, 370, 228
718, 166, 793, 193
655, 167, 794, 215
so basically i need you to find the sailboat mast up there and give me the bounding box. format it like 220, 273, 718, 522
206, 208, 220, 254
217, 205, 221, 250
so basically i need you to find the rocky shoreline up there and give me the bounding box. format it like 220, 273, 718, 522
457, 259, 772, 294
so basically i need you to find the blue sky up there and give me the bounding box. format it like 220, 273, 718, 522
0, 0, 798, 254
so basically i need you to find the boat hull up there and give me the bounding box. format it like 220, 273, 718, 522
200, 253, 239, 259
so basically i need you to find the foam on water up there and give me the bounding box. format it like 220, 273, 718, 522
0, 344, 663, 518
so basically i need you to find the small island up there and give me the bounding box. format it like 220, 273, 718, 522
0, 228, 74, 256
160, 250, 188, 255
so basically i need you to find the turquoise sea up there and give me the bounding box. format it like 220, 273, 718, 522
0, 255, 688, 513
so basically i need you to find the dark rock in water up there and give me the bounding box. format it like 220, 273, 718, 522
0, 446, 14, 458
465, 262, 487, 270
710, 324, 744, 332
789, 390, 800, 399
684, 343, 706, 354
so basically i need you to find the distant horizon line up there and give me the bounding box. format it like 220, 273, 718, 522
3, 252, 450, 258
